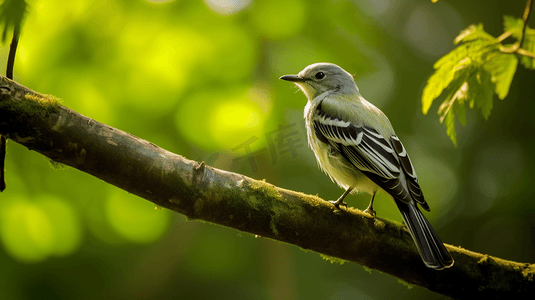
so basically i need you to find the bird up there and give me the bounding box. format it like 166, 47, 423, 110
280, 62, 454, 270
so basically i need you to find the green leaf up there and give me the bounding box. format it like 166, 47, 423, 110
467, 68, 494, 119
455, 94, 467, 126
422, 43, 473, 115
503, 15, 524, 37
422, 61, 456, 115
422, 24, 496, 115
454, 23, 495, 44
483, 50, 518, 99
437, 64, 496, 146
0, 0, 27, 43
520, 36, 535, 69
423, 22, 521, 145
436, 68, 472, 146
520, 33, 535, 69
444, 109, 457, 147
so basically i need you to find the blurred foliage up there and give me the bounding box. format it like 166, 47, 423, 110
0, 0, 534, 300
0, 0, 26, 41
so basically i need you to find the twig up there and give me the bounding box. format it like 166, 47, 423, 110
496, 31, 512, 43
0, 28, 19, 192
6, 28, 19, 79
517, 47, 535, 58
519, 0, 533, 49
500, 0, 535, 58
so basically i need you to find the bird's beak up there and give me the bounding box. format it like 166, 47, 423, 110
279, 74, 306, 82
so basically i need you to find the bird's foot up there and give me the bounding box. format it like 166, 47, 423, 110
329, 200, 348, 209
363, 207, 376, 218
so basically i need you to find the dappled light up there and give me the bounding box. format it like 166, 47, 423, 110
0, 195, 81, 262
251, 0, 307, 40
175, 86, 270, 150
106, 189, 172, 243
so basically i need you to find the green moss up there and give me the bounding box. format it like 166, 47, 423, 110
249, 180, 286, 236
478, 255, 492, 265
522, 264, 534, 281
269, 218, 279, 235
246, 181, 323, 238
1, 92, 61, 120
247, 194, 260, 211
48, 159, 67, 170
373, 218, 386, 231
24, 93, 61, 116
168, 198, 181, 205
320, 254, 347, 265
249, 180, 284, 202
397, 279, 414, 290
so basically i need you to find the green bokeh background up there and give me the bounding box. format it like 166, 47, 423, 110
1, 0, 534, 299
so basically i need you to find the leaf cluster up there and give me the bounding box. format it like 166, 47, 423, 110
422, 17, 534, 146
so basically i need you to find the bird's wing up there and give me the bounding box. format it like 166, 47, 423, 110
313, 102, 428, 209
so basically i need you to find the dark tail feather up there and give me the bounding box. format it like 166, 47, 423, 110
396, 201, 454, 270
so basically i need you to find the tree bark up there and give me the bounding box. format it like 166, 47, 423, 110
0, 75, 533, 299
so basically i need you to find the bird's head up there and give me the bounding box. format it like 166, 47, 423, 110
280, 63, 358, 100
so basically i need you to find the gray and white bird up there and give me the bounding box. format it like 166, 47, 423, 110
280, 63, 454, 270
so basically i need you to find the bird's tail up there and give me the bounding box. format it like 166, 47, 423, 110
396, 201, 454, 270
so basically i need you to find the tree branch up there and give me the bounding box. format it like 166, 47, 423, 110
519, 0, 533, 49
0, 76, 533, 298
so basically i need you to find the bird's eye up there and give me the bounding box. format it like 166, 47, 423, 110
315, 72, 325, 80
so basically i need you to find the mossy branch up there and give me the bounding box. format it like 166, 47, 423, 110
0, 76, 533, 298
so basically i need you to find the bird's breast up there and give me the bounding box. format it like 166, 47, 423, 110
304, 99, 378, 195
